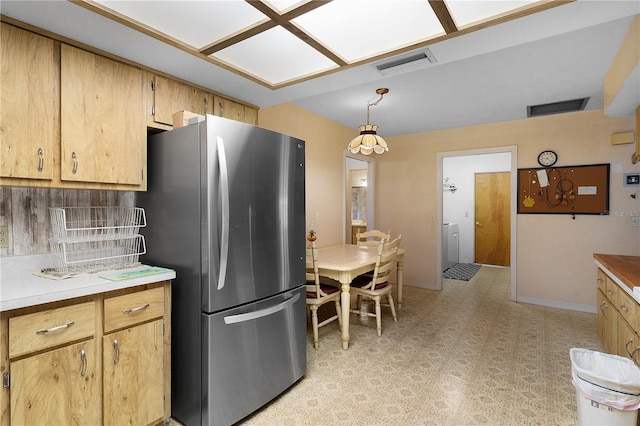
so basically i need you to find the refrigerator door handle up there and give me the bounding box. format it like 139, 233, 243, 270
223, 293, 301, 324
216, 136, 230, 290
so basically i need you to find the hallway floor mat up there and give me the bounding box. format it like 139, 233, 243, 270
443, 263, 481, 281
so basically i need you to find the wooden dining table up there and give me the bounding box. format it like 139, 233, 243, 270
314, 244, 406, 350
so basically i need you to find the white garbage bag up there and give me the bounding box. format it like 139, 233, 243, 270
570, 348, 640, 411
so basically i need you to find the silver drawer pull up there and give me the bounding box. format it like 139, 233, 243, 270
80, 349, 87, 377
113, 340, 119, 365
122, 303, 149, 314
71, 152, 78, 174
36, 321, 75, 335
37, 148, 44, 172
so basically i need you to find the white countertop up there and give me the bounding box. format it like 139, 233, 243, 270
0, 254, 176, 312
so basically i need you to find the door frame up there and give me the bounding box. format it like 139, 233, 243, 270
436, 146, 518, 301
344, 152, 376, 244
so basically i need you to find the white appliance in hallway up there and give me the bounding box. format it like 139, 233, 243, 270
442, 223, 459, 272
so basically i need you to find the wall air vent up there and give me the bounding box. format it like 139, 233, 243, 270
376, 49, 437, 72
527, 97, 589, 117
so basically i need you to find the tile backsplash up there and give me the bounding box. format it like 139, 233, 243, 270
0, 187, 135, 256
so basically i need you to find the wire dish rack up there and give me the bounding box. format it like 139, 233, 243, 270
49, 207, 147, 274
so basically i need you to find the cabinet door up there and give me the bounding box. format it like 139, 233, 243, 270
597, 289, 618, 353
61, 44, 145, 186
0, 23, 57, 180
152, 75, 212, 126
103, 319, 164, 426
213, 95, 259, 124
618, 316, 640, 364
10, 340, 98, 425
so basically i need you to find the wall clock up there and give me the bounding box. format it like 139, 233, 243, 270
537, 150, 557, 167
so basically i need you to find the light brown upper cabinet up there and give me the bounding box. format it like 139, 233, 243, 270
147, 73, 258, 129
214, 96, 258, 125
0, 23, 58, 181
61, 44, 146, 187
148, 73, 213, 127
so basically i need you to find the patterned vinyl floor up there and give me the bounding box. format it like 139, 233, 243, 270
171, 265, 603, 426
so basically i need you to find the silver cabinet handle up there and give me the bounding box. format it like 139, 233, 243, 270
606, 289, 613, 295
599, 301, 607, 317
620, 305, 629, 313
113, 339, 119, 365
80, 349, 87, 377
37, 148, 44, 172
122, 303, 149, 314
71, 152, 78, 174
36, 321, 74, 335
631, 346, 640, 367
626, 338, 636, 357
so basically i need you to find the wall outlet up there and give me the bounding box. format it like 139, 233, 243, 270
632, 217, 640, 227
0, 226, 8, 248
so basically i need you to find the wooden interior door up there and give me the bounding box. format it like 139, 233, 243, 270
474, 172, 510, 266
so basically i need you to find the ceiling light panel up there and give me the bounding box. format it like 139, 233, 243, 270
95, 1, 267, 49
445, 0, 539, 28
264, 0, 308, 13
211, 26, 338, 85
292, 0, 444, 63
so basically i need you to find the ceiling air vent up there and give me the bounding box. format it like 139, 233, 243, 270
376, 49, 437, 72
527, 97, 589, 117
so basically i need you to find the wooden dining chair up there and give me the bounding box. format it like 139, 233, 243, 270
306, 242, 342, 349
355, 229, 390, 247
350, 236, 401, 336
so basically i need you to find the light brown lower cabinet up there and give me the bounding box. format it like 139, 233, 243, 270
10, 340, 98, 425
596, 267, 639, 364
0, 281, 171, 426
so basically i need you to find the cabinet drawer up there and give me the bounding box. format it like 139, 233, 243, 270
9, 301, 95, 358
596, 268, 607, 293
618, 288, 638, 331
605, 276, 620, 308
104, 287, 164, 333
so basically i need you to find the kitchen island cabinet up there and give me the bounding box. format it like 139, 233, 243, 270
594, 253, 640, 364
0, 256, 174, 426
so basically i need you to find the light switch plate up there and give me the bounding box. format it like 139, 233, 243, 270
624, 173, 640, 186
632, 217, 640, 227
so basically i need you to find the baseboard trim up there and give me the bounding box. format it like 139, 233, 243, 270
516, 296, 596, 314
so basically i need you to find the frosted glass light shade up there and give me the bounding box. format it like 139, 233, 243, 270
348, 124, 389, 155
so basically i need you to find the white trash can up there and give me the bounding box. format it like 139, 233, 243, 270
570, 348, 640, 426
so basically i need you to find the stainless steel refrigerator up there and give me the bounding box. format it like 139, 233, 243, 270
137, 115, 306, 426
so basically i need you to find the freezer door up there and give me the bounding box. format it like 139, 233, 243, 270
202, 115, 306, 312
202, 286, 306, 426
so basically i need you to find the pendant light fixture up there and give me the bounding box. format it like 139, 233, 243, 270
347, 88, 389, 155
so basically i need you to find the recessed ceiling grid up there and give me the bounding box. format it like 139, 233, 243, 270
84, 0, 571, 89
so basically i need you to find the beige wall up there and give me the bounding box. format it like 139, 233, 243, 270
259, 103, 355, 246
260, 105, 640, 311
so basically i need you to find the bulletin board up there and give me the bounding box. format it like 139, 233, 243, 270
517, 164, 610, 216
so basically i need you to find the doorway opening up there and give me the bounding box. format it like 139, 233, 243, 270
344, 153, 376, 244
436, 146, 518, 301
